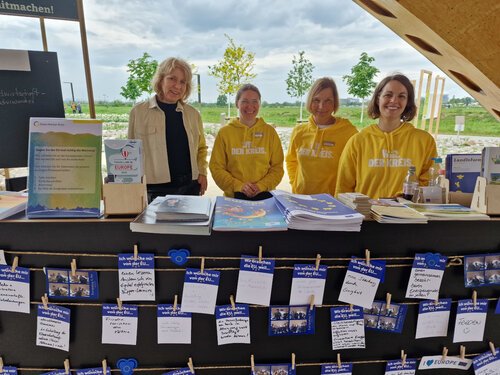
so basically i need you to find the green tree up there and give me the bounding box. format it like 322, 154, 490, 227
120, 52, 158, 102
208, 34, 257, 117
285, 51, 315, 121
463, 97, 473, 106
216, 94, 227, 106
342, 52, 379, 122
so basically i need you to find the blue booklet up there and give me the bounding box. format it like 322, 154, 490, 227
446, 153, 481, 193
212, 196, 286, 231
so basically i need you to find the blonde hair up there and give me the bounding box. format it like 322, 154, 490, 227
306, 77, 340, 114
151, 57, 192, 103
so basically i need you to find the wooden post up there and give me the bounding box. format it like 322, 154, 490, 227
39, 17, 48, 51
77, 0, 96, 119
433, 76, 446, 139
428, 75, 440, 135
420, 70, 433, 131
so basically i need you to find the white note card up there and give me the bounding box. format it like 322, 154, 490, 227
0, 265, 30, 314
118, 253, 155, 301
405, 253, 447, 300
36, 304, 70, 351
215, 304, 250, 345
415, 299, 451, 339
102, 304, 138, 345
330, 306, 365, 350
236, 256, 275, 306
0, 250, 6, 265
181, 268, 220, 315
473, 348, 500, 375
289, 264, 327, 306
453, 299, 488, 343
157, 304, 192, 344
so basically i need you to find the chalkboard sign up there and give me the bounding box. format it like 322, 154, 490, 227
0, 50, 64, 168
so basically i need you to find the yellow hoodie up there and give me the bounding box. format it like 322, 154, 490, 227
285, 116, 358, 195
209, 117, 284, 197
335, 122, 437, 199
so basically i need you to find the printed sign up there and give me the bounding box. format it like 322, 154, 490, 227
118, 253, 155, 301
236, 255, 275, 306
418, 355, 472, 370
289, 264, 327, 306
0, 0, 78, 20
157, 304, 191, 344
269, 305, 315, 336
405, 253, 447, 299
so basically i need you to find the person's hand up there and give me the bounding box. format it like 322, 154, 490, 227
197, 174, 207, 195
241, 182, 260, 198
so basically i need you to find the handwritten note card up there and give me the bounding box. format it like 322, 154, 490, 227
418, 355, 472, 370
0, 367, 18, 374
36, 304, 70, 351
0, 265, 30, 313
453, 299, 488, 343
157, 304, 191, 344
163, 368, 194, 375
76, 368, 112, 375
338, 258, 385, 309
40, 371, 67, 375
384, 359, 417, 375
289, 264, 327, 305
102, 303, 138, 345
473, 348, 500, 375
181, 268, 220, 315
405, 253, 447, 299
330, 306, 365, 350
321, 363, 353, 374
215, 304, 250, 345
236, 255, 274, 306
0, 250, 6, 265
118, 253, 155, 301
415, 299, 451, 339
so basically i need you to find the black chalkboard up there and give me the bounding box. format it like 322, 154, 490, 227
0, 50, 64, 168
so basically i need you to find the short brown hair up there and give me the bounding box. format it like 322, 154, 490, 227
367, 73, 416, 121
151, 57, 193, 103
306, 77, 340, 114
235, 83, 261, 103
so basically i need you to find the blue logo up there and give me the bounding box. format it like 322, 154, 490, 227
168, 249, 190, 265
426, 360, 434, 367
117, 358, 138, 375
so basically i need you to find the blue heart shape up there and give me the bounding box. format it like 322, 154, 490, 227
426, 360, 434, 367
168, 248, 190, 265
424, 252, 441, 268
117, 358, 138, 375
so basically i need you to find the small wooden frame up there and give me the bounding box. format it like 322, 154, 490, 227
102, 175, 147, 216
471, 176, 500, 215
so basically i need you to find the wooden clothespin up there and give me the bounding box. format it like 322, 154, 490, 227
250, 355, 255, 373
187, 357, 194, 374
71, 259, 77, 277
230, 295, 236, 310
435, 297, 439, 306
64, 359, 70, 374
200, 257, 205, 274
460, 345, 466, 360
489, 342, 497, 356
441, 347, 448, 361
117, 297, 123, 310
0, 356, 4, 373
386, 293, 392, 311
291, 353, 295, 370
401, 350, 407, 366
258, 246, 262, 263
315, 254, 321, 270
10, 256, 18, 272
42, 293, 49, 309
365, 249, 370, 266
133, 244, 138, 261
309, 295, 315, 311
349, 304, 353, 311
173, 295, 178, 312
337, 353, 342, 369
102, 359, 108, 375
472, 290, 477, 307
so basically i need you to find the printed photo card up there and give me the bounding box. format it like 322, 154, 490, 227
45, 267, 98, 299
269, 305, 315, 336
252, 364, 295, 375
464, 253, 500, 287
363, 300, 408, 333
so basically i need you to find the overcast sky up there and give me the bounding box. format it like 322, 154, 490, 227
0, 0, 470, 104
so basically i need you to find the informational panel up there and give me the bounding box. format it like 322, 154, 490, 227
0, 50, 65, 167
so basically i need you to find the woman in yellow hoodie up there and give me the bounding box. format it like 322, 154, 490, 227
336, 73, 437, 199
209, 84, 284, 200
286, 77, 358, 195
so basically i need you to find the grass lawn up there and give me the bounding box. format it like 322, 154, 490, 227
69, 103, 499, 136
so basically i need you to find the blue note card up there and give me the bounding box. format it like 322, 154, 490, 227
321, 363, 353, 374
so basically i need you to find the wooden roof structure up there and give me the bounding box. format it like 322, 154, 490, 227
353, 0, 500, 122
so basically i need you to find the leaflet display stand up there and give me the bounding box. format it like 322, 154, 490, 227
102, 175, 147, 216
471, 176, 500, 214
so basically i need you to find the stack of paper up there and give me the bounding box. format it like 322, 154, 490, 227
271, 190, 364, 231
404, 203, 490, 221
370, 199, 428, 224
155, 195, 212, 222
337, 192, 372, 217
0, 191, 28, 220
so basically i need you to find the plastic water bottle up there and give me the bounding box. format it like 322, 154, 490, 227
402, 166, 418, 200
428, 157, 443, 186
